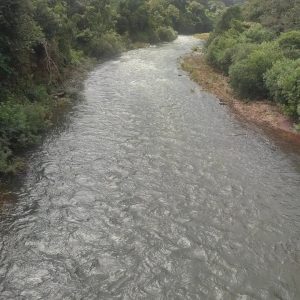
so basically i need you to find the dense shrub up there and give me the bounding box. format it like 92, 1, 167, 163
214, 5, 243, 34
230, 42, 257, 64
69, 49, 85, 66
278, 31, 300, 59
88, 32, 124, 58
241, 23, 275, 43
0, 53, 12, 77
244, 0, 300, 33
265, 59, 300, 119
207, 6, 242, 46
156, 26, 177, 42
206, 30, 240, 73
0, 98, 52, 173
204, 0, 300, 127
0, 100, 50, 150
206, 22, 274, 74
0, 146, 11, 173
24, 85, 49, 102
229, 42, 283, 98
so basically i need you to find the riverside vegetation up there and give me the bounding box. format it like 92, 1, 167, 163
0, 0, 240, 174
185, 1, 300, 134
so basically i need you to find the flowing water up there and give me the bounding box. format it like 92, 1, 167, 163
0, 36, 300, 300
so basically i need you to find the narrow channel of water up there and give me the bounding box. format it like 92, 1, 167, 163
0, 36, 299, 299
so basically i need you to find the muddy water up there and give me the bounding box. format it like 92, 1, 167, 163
0, 36, 300, 299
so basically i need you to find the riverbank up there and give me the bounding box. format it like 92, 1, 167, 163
0, 56, 96, 175
0, 37, 172, 205
0, 34, 176, 177
182, 49, 300, 145
0, 63, 91, 202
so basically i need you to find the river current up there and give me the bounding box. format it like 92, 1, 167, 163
0, 36, 300, 299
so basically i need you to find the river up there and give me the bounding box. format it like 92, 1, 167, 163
0, 36, 300, 299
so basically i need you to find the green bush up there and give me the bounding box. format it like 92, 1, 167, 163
241, 23, 275, 43
89, 32, 124, 58
24, 85, 49, 102
229, 42, 283, 98
70, 49, 85, 65
0, 100, 50, 150
207, 6, 243, 46
156, 26, 177, 42
0, 99, 52, 173
206, 21, 275, 74
230, 42, 257, 63
265, 59, 300, 119
0, 53, 12, 77
206, 30, 241, 73
215, 6, 243, 34
278, 31, 300, 59
0, 144, 11, 174
0, 139, 26, 174
130, 30, 155, 43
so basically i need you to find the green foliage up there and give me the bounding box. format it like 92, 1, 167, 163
206, 1, 226, 25
240, 23, 275, 43
0, 98, 51, 173
214, 5, 242, 34
24, 85, 49, 102
0, 100, 50, 148
70, 49, 85, 65
206, 30, 240, 73
207, 5, 242, 47
117, 0, 218, 39
0, 52, 12, 77
206, 20, 264, 73
156, 26, 177, 42
265, 59, 300, 119
0, 142, 25, 174
0, 0, 188, 172
0, 146, 11, 174
244, 0, 300, 33
2, 0, 299, 172
278, 31, 300, 59
175, 0, 213, 34
0, 0, 44, 80
87, 32, 124, 58
228, 42, 283, 98
205, 1, 300, 122
0, 0, 231, 173
230, 42, 256, 63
